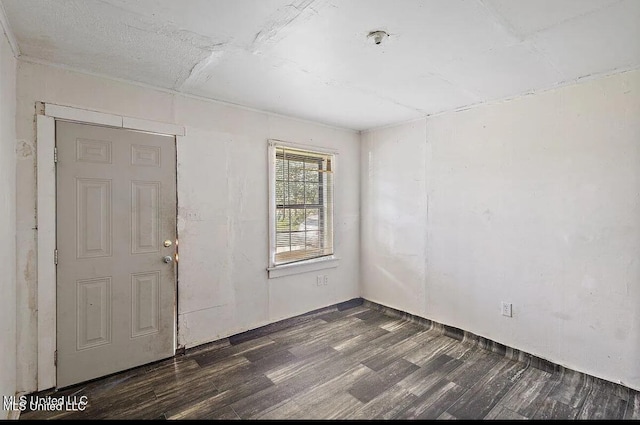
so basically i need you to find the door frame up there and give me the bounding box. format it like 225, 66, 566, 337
36, 102, 185, 390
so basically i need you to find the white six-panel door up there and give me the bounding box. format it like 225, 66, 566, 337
56, 121, 177, 388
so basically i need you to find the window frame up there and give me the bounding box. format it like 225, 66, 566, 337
267, 139, 337, 276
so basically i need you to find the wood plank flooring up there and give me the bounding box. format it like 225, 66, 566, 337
19, 302, 640, 420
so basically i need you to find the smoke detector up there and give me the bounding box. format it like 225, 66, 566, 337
368, 30, 389, 45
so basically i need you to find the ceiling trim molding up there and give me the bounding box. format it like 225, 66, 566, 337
426, 65, 640, 119
0, 2, 20, 58
360, 115, 427, 135
16, 54, 360, 134
363, 64, 640, 133
15, 54, 640, 135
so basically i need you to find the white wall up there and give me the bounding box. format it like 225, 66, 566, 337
0, 27, 17, 419
16, 61, 360, 392
361, 120, 427, 318
362, 69, 640, 391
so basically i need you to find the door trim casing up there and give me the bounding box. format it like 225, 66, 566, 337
36, 102, 185, 391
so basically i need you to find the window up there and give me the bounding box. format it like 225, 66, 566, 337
269, 141, 334, 267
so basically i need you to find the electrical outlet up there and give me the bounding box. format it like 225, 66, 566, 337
316, 275, 323, 286
323, 275, 329, 286
501, 302, 512, 317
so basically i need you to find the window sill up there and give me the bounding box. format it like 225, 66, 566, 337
267, 256, 340, 279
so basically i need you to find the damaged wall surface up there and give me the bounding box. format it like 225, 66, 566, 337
361, 69, 640, 391
15, 60, 360, 393
0, 24, 17, 419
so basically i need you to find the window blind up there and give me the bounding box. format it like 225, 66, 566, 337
272, 145, 334, 266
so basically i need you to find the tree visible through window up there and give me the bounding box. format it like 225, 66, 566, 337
270, 144, 334, 266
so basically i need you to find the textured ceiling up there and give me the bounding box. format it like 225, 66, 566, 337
2, 0, 639, 130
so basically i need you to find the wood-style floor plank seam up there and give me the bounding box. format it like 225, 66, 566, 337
18, 302, 639, 420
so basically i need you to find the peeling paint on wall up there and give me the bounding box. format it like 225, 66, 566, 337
23, 249, 36, 311
16, 139, 34, 158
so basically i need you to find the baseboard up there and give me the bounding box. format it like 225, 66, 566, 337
361, 298, 636, 394
361, 299, 560, 373
182, 296, 634, 395
228, 298, 364, 346
186, 298, 364, 352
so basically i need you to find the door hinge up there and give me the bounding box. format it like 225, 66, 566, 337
54, 350, 57, 367
54, 249, 58, 265
54, 147, 58, 163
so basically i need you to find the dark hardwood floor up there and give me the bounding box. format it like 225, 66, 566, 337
19, 302, 640, 420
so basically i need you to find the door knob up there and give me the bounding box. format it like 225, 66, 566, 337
163, 255, 173, 263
